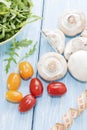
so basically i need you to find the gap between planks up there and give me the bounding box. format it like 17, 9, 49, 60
31, 0, 45, 130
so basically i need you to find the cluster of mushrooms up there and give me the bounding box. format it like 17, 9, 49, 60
37, 10, 87, 82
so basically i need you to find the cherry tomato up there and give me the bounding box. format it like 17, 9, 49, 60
6, 90, 23, 103
7, 73, 21, 90
19, 94, 36, 112
47, 82, 67, 96
19, 61, 34, 80
30, 78, 43, 97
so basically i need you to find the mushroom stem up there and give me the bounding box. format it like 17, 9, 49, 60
68, 15, 76, 24
59, 10, 86, 36
47, 62, 57, 72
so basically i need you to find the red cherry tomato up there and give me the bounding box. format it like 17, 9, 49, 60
19, 94, 36, 112
47, 82, 67, 96
30, 78, 43, 97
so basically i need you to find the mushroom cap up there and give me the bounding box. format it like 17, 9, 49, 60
42, 29, 65, 54
68, 50, 87, 82
64, 37, 87, 60
59, 10, 86, 36
37, 52, 67, 81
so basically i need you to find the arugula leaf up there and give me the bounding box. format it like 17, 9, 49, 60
4, 39, 37, 73
10, 39, 33, 49
0, 0, 11, 8
20, 42, 37, 61
5, 58, 11, 73
0, 0, 40, 42
28, 15, 42, 23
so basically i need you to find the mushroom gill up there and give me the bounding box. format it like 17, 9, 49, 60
64, 37, 87, 60
42, 29, 65, 54
37, 52, 67, 81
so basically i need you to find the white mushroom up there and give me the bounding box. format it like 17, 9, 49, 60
59, 10, 86, 36
68, 50, 87, 82
37, 52, 67, 81
42, 29, 65, 54
81, 27, 87, 37
64, 37, 87, 60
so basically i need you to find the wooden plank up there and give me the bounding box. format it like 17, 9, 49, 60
0, 0, 43, 130
32, 0, 87, 130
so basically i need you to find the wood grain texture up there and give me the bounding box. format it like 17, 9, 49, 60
0, 0, 87, 130
33, 0, 87, 130
0, 0, 43, 130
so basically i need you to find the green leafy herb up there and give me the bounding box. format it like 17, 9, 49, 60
0, 0, 40, 42
28, 15, 42, 23
4, 39, 36, 73
20, 42, 37, 61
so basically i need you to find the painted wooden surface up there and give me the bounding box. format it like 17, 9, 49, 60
0, 0, 87, 130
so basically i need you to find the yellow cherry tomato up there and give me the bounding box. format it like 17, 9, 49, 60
6, 90, 23, 103
19, 61, 34, 80
7, 73, 21, 90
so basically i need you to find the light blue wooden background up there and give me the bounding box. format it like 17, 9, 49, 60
0, 0, 87, 130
